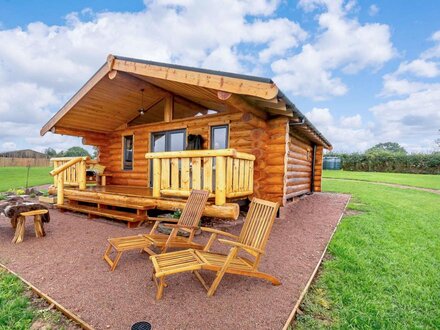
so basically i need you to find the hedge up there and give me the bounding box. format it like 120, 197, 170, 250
332, 152, 440, 174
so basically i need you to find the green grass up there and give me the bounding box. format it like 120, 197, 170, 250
0, 269, 34, 329
295, 178, 440, 329
0, 167, 52, 192
323, 170, 440, 190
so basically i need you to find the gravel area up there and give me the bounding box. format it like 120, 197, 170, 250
0, 192, 349, 330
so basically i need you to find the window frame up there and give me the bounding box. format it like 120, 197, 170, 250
210, 124, 230, 150
122, 134, 134, 171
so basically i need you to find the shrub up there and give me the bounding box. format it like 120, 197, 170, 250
336, 151, 440, 174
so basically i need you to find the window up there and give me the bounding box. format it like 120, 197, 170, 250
128, 99, 165, 126
150, 129, 186, 186
210, 125, 229, 149
172, 97, 226, 120
123, 135, 134, 170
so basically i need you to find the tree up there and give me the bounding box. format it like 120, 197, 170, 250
366, 142, 407, 154
436, 129, 440, 148
63, 146, 91, 157
44, 147, 57, 157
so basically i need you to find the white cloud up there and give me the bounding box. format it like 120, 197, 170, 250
0, 0, 305, 152
1, 142, 17, 151
368, 4, 379, 16
372, 31, 440, 152
396, 59, 440, 78
272, 0, 395, 100
305, 107, 374, 151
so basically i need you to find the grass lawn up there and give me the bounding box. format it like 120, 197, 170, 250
323, 170, 440, 190
0, 269, 34, 329
0, 167, 52, 192
295, 177, 440, 329
0, 269, 75, 329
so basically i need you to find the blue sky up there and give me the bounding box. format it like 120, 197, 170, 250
0, 0, 439, 153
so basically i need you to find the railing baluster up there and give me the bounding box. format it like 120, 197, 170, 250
203, 157, 212, 193
161, 158, 170, 189
181, 158, 190, 190
170, 158, 179, 189
192, 157, 201, 190
215, 156, 226, 205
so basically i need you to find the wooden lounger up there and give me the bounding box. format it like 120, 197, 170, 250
150, 197, 281, 299
103, 190, 209, 271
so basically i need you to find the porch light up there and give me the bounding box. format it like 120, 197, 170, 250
138, 88, 146, 116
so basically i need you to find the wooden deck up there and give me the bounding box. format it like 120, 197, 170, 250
58, 184, 240, 227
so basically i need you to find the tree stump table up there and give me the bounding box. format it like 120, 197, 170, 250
12, 209, 48, 244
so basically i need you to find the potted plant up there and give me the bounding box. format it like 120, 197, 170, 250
38, 190, 57, 204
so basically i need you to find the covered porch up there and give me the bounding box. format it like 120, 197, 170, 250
50, 148, 255, 226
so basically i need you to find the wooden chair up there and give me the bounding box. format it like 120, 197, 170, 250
150, 197, 281, 299
103, 190, 209, 271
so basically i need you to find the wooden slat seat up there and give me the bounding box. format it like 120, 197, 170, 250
195, 250, 254, 272
103, 190, 210, 271
144, 234, 203, 249
150, 197, 281, 299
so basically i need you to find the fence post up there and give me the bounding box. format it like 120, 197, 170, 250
57, 174, 64, 205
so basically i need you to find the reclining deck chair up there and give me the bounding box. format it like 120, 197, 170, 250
103, 190, 209, 271
150, 197, 281, 299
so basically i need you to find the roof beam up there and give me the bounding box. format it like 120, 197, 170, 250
108, 54, 279, 100
40, 64, 110, 136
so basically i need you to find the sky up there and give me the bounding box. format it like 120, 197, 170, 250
0, 0, 439, 154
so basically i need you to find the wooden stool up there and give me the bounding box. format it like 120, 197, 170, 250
12, 209, 48, 244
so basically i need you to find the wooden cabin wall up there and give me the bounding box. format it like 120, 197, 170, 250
260, 117, 289, 204
284, 131, 313, 201
96, 112, 267, 190
81, 112, 323, 206
314, 146, 323, 192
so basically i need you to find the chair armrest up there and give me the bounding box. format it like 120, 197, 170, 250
217, 239, 264, 255
200, 227, 239, 240
148, 217, 179, 223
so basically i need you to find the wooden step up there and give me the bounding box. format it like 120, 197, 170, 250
66, 195, 151, 210
57, 204, 146, 223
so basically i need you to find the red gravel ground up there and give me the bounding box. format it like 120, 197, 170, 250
0, 192, 349, 330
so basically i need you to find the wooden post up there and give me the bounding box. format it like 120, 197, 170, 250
57, 174, 64, 205
153, 158, 161, 198
79, 160, 86, 190
164, 95, 173, 122
215, 156, 226, 206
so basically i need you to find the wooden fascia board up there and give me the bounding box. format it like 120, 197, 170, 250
110, 56, 279, 100
40, 64, 110, 136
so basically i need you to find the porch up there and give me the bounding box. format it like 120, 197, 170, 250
50, 149, 255, 225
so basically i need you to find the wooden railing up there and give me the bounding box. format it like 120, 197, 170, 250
50, 157, 89, 205
145, 149, 255, 206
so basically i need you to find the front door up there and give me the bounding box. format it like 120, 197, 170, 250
150, 129, 186, 186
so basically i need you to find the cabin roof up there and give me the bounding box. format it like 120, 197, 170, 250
41, 54, 331, 149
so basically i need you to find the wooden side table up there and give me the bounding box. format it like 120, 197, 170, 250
12, 209, 48, 244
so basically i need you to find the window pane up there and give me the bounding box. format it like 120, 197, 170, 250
152, 133, 166, 152
128, 99, 165, 126
169, 132, 185, 151
123, 135, 133, 170
211, 126, 228, 149
172, 97, 225, 120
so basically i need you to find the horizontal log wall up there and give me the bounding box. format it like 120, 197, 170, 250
314, 145, 323, 192
98, 112, 261, 189
284, 130, 314, 202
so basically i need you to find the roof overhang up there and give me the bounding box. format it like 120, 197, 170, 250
41, 54, 332, 149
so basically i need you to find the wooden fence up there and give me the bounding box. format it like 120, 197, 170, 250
0, 157, 50, 167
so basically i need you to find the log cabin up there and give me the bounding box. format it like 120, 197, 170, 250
41, 55, 331, 227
